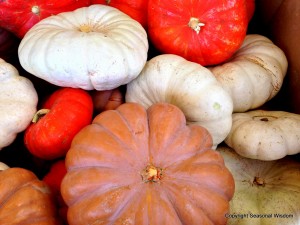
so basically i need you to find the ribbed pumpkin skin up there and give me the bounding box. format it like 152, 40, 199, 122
0, 168, 61, 225
61, 102, 235, 225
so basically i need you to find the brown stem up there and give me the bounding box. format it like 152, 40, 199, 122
253, 176, 265, 186
253, 115, 278, 122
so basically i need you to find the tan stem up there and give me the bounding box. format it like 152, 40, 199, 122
141, 165, 163, 183
32, 109, 50, 123
79, 24, 93, 33
31, 6, 40, 15
188, 17, 205, 34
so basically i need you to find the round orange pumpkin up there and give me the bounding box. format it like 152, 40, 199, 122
0, 167, 61, 225
61, 102, 235, 225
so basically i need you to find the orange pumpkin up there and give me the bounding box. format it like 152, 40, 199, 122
61, 102, 235, 225
0, 167, 61, 225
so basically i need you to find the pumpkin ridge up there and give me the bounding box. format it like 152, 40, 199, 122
93, 111, 148, 165
68, 130, 142, 170
166, 162, 233, 197
162, 181, 228, 225
0, 170, 37, 208
161, 130, 213, 169
68, 182, 144, 224
63, 167, 141, 206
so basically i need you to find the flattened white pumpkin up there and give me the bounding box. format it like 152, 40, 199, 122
18, 5, 148, 91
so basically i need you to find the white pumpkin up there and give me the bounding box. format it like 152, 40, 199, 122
225, 110, 300, 161
125, 54, 233, 147
18, 4, 148, 91
218, 146, 300, 225
209, 34, 288, 112
0, 58, 38, 149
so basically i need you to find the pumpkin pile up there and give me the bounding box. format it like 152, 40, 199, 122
1, 1, 300, 224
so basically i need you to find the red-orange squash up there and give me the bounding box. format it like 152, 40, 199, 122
61, 102, 235, 225
0, 167, 61, 225
147, 0, 249, 66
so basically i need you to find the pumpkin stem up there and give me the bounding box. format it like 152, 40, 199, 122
253, 176, 265, 186
79, 24, 93, 33
31, 6, 40, 15
32, 109, 50, 123
105, 0, 111, 4
141, 165, 163, 183
253, 115, 278, 122
188, 17, 205, 34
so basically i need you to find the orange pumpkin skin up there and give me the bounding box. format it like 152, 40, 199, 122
61, 102, 235, 225
0, 167, 61, 225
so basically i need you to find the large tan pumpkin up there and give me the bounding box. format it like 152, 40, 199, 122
61, 102, 235, 225
0, 167, 61, 225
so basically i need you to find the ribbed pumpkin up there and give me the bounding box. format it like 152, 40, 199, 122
0, 167, 61, 225
61, 102, 235, 225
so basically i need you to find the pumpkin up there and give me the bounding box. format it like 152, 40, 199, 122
218, 145, 300, 225
256, 0, 300, 114
24, 87, 94, 160
91, 0, 148, 28
224, 110, 300, 161
0, 0, 90, 38
43, 160, 68, 224
61, 102, 235, 225
147, 0, 249, 66
91, 87, 124, 114
18, 4, 149, 91
125, 54, 233, 147
0, 167, 61, 225
209, 34, 288, 113
0, 58, 38, 150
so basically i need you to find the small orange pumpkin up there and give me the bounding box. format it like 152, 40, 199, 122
61, 102, 235, 225
0, 167, 61, 225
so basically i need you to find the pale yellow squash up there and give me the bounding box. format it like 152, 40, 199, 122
210, 34, 288, 112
